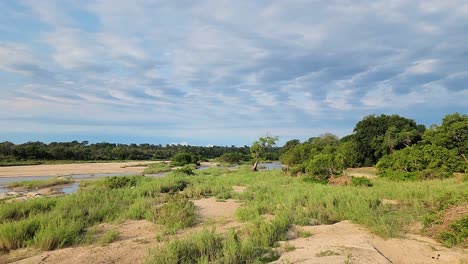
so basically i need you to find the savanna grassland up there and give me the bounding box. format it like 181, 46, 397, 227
0, 166, 467, 263
0, 113, 467, 263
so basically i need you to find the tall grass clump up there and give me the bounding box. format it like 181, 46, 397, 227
0, 198, 57, 222
32, 217, 84, 250
152, 195, 197, 232
0, 218, 40, 252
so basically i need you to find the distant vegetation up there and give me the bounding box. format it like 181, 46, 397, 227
0, 142, 279, 164
280, 113, 467, 182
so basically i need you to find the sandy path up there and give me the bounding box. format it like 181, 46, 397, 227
0, 161, 159, 178
274, 221, 468, 264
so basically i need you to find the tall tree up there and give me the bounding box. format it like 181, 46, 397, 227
352, 114, 425, 166
250, 135, 278, 171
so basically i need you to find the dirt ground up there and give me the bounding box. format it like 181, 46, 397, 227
0, 161, 159, 177
2, 200, 467, 264
274, 221, 468, 264
344, 167, 378, 179
2, 198, 243, 264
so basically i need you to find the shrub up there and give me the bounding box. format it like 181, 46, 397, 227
439, 216, 468, 247
171, 152, 200, 166
217, 152, 248, 164
305, 153, 344, 179
351, 177, 373, 187
152, 195, 196, 231
377, 144, 466, 180
104, 176, 139, 189
173, 166, 194, 175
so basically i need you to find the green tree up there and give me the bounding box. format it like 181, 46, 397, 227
423, 113, 468, 162
353, 114, 425, 166
250, 135, 278, 171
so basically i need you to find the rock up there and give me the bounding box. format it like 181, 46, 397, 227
0, 193, 7, 200
26, 192, 41, 198
6, 197, 29, 203
6, 191, 20, 197
37, 188, 54, 195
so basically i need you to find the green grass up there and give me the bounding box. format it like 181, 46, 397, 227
7, 177, 73, 189
143, 163, 172, 174
439, 216, 468, 247
97, 229, 120, 245
0, 167, 466, 260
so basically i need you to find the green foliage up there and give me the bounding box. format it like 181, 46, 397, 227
97, 229, 120, 245
152, 195, 196, 232
377, 144, 466, 180
0, 141, 254, 162
305, 153, 344, 179
217, 152, 249, 164
351, 177, 373, 187
280, 139, 300, 156
352, 114, 425, 166
439, 216, 468, 247
32, 217, 84, 250
0, 218, 40, 252
0, 198, 57, 222
423, 113, 468, 162
171, 152, 200, 166
250, 135, 279, 162
173, 166, 195, 175
104, 176, 140, 189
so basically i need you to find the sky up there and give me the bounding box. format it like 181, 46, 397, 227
0, 0, 467, 146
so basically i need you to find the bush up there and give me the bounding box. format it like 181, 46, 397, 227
104, 176, 139, 189
173, 166, 194, 175
439, 216, 468, 247
377, 144, 466, 180
351, 177, 373, 187
152, 195, 196, 231
171, 152, 200, 166
305, 153, 344, 180
217, 152, 248, 164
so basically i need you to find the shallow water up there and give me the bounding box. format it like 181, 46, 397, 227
0, 173, 137, 194
0, 162, 282, 195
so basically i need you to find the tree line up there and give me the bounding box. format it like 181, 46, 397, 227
0, 141, 257, 162
280, 113, 467, 181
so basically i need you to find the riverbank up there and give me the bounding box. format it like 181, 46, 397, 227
0, 161, 160, 178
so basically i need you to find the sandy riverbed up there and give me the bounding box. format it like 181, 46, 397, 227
0, 161, 161, 178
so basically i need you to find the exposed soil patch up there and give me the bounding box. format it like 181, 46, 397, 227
273, 221, 468, 264
193, 197, 241, 220
329, 175, 352, 186
345, 167, 378, 179
0, 161, 157, 178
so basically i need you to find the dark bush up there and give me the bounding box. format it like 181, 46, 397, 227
104, 176, 139, 189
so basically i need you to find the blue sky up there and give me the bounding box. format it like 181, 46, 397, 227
0, 0, 467, 146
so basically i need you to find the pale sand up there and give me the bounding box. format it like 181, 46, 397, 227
0, 161, 161, 178
274, 221, 468, 264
